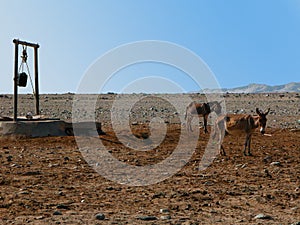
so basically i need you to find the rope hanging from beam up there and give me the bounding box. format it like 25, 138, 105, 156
18, 45, 35, 96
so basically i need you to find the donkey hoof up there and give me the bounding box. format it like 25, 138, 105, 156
220, 151, 226, 156
244, 152, 253, 156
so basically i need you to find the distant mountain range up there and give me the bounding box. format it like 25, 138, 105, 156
202, 82, 300, 93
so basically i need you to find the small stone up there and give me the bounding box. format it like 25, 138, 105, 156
160, 215, 171, 220
291, 222, 300, 225
235, 163, 247, 169
263, 156, 272, 163
95, 213, 105, 220
56, 204, 70, 210
235, 164, 243, 168
270, 161, 281, 166
53, 211, 62, 215
254, 213, 272, 220
204, 181, 214, 186
137, 216, 157, 221
264, 169, 272, 178
35, 216, 44, 220
58, 191, 65, 196
106, 186, 114, 190
159, 208, 170, 213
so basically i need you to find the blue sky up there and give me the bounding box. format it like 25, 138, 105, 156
0, 0, 299, 93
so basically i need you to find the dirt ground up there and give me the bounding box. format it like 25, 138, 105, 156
0, 93, 300, 224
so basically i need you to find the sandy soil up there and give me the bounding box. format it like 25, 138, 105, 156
0, 93, 299, 224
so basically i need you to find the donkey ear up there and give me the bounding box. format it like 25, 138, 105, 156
256, 108, 261, 115
265, 108, 270, 115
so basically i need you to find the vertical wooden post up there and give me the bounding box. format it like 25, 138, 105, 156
13, 41, 19, 121
34, 46, 40, 115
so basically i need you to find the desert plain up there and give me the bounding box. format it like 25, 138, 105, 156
0, 92, 299, 224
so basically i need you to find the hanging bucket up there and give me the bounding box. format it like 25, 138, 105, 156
17, 72, 28, 87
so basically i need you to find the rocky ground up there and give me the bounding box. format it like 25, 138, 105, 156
0, 92, 300, 128
0, 93, 299, 224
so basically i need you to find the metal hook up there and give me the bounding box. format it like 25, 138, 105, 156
21, 45, 28, 63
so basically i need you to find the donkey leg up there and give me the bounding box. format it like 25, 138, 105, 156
243, 135, 248, 156
187, 116, 193, 132
186, 118, 189, 132
244, 134, 252, 156
203, 115, 208, 133
247, 134, 252, 156
220, 145, 226, 156
216, 121, 226, 156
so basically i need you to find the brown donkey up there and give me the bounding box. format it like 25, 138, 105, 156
185, 101, 222, 133
215, 108, 270, 156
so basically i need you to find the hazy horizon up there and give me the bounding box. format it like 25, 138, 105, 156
0, 81, 299, 95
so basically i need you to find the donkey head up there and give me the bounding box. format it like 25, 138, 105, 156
209, 101, 222, 115
256, 108, 270, 134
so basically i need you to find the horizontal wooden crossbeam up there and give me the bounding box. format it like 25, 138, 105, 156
13, 39, 39, 48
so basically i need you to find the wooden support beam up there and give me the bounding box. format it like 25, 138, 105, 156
13, 42, 19, 121
13, 39, 39, 49
34, 47, 40, 115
